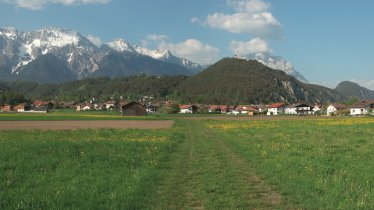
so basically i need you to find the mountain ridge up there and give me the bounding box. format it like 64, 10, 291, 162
176, 58, 344, 104
335, 81, 374, 99
242, 52, 308, 83
0, 27, 203, 83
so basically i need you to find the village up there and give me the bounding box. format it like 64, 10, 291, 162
1, 97, 374, 117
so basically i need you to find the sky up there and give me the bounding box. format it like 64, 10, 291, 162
1, 0, 373, 89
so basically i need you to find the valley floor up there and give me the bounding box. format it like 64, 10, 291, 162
1, 115, 373, 209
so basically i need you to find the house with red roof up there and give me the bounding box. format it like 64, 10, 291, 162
236, 105, 258, 115
267, 103, 285, 115
179, 104, 198, 114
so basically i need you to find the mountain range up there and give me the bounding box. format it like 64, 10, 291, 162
0, 27, 203, 83
0, 27, 312, 84
0, 58, 346, 105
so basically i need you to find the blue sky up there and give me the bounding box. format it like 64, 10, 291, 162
1, 0, 373, 89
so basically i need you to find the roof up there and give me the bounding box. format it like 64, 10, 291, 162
180, 105, 196, 109
122, 101, 145, 109
330, 104, 347, 109
236, 105, 257, 111
350, 100, 374, 108
105, 101, 117, 104
295, 103, 312, 108
269, 103, 285, 108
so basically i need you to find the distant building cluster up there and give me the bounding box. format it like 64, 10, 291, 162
1, 98, 374, 117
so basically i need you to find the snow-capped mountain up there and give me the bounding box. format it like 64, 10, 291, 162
242, 52, 308, 83
106, 39, 203, 72
0, 27, 203, 83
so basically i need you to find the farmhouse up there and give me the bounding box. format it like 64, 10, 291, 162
104, 101, 119, 110
326, 104, 347, 115
146, 104, 158, 113
313, 105, 323, 114
350, 100, 374, 116
122, 101, 147, 116
76, 103, 93, 111
14, 103, 32, 112
1, 104, 13, 112
236, 105, 257, 115
267, 103, 285, 115
179, 105, 198, 114
285, 105, 297, 115
296, 104, 313, 115
209, 105, 231, 114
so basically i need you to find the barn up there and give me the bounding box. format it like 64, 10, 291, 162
121, 102, 147, 116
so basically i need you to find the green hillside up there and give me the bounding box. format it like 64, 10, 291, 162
175, 58, 345, 104
335, 81, 374, 99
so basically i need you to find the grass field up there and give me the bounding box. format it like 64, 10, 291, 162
1, 113, 373, 209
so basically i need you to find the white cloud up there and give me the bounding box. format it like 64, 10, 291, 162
160, 39, 220, 65
193, 0, 282, 38
143, 35, 220, 65
230, 37, 272, 55
227, 0, 270, 13
141, 34, 169, 48
86, 34, 102, 47
0, 0, 111, 10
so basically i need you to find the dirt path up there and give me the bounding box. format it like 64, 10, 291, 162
0, 120, 174, 130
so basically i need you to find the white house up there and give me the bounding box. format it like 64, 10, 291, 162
267, 103, 285, 115
326, 104, 347, 115
76, 103, 93, 111
313, 105, 323, 114
295, 104, 313, 115
179, 105, 198, 114
285, 105, 297, 115
105, 101, 118, 110
350, 100, 374, 116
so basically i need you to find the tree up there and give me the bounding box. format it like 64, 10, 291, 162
170, 103, 180, 114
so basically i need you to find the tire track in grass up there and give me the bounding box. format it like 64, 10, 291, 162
154, 119, 293, 209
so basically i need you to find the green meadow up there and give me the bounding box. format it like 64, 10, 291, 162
1, 113, 374, 209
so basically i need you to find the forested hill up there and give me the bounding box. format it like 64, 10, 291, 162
335, 81, 374, 99
1, 75, 187, 102
175, 58, 345, 104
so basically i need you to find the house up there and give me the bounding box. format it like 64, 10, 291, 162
76, 103, 93, 111
104, 101, 118, 110
326, 104, 347, 116
179, 105, 198, 114
267, 103, 285, 115
94, 103, 105, 110
209, 105, 231, 114
236, 105, 257, 115
1, 104, 13, 112
146, 104, 158, 113
33, 100, 54, 111
14, 103, 32, 112
285, 105, 297, 115
61, 101, 78, 109
256, 105, 268, 115
350, 100, 374, 116
295, 103, 313, 115
121, 101, 147, 116
313, 105, 323, 114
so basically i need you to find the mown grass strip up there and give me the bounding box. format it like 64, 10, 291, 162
153, 119, 292, 209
